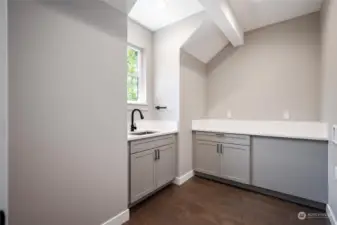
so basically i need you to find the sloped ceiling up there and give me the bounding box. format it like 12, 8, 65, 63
104, 0, 138, 14
182, 19, 229, 63
129, 0, 204, 31
129, 0, 324, 64
228, 0, 324, 31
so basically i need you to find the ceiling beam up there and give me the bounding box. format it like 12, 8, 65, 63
198, 0, 244, 46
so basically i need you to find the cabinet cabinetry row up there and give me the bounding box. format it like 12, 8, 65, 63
193, 131, 328, 206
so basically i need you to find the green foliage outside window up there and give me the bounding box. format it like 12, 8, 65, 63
127, 47, 139, 102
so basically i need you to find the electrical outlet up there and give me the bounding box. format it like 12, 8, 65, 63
227, 110, 232, 119
283, 110, 290, 120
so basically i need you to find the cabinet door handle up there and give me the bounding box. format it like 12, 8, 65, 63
154, 150, 157, 160
221, 144, 223, 154
216, 144, 219, 153
158, 150, 160, 160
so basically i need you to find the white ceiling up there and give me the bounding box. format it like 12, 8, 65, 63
228, 0, 324, 31
128, 0, 204, 31
183, 19, 229, 63
129, 0, 324, 32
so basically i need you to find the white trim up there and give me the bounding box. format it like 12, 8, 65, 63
327, 204, 337, 225
174, 170, 194, 186
101, 209, 130, 225
127, 102, 149, 111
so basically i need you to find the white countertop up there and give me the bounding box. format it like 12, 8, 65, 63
128, 120, 178, 141
192, 119, 329, 141
128, 130, 178, 141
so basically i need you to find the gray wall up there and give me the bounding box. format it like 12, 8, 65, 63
0, 0, 7, 214
179, 51, 207, 176
9, 1, 128, 225
153, 12, 206, 121
321, 0, 337, 218
207, 13, 321, 121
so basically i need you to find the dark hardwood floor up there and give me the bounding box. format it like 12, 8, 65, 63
125, 177, 330, 225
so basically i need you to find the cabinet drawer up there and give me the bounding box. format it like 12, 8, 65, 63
131, 135, 175, 154
196, 132, 250, 146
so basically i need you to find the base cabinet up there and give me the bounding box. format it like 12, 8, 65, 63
156, 144, 176, 188
194, 141, 221, 177
221, 144, 250, 184
252, 137, 328, 203
129, 135, 176, 204
130, 150, 156, 203
194, 132, 251, 185
193, 131, 328, 205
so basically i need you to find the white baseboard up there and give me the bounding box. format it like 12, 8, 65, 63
102, 209, 129, 225
327, 204, 337, 225
174, 170, 194, 186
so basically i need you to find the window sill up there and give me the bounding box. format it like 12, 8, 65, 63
128, 102, 149, 111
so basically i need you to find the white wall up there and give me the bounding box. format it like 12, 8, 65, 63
127, 19, 154, 121
179, 51, 207, 176
153, 12, 207, 177
9, 1, 128, 225
207, 13, 322, 121
153, 12, 206, 121
321, 0, 337, 218
0, 0, 7, 214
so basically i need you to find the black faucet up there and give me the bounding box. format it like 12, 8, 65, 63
130, 109, 144, 132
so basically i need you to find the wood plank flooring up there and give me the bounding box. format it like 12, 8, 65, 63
125, 177, 330, 225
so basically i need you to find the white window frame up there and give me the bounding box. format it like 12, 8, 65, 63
127, 44, 147, 108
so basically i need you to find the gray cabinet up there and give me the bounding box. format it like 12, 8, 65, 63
156, 145, 175, 188
221, 144, 250, 184
130, 149, 156, 203
194, 141, 221, 176
129, 135, 176, 204
252, 137, 328, 203
194, 132, 251, 184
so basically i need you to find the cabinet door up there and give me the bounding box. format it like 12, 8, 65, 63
220, 144, 250, 184
130, 149, 156, 203
194, 141, 221, 177
156, 144, 175, 188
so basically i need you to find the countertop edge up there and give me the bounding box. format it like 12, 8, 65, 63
192, 129, 329, 142
128, 130, 178, 141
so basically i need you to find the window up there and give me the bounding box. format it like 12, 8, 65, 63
127, 45, 146, 104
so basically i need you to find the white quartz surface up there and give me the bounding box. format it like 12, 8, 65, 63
128, 120, 178, 141
192, 120, 328, 141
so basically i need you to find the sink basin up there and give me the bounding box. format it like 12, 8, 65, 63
129, 131, 158, 136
